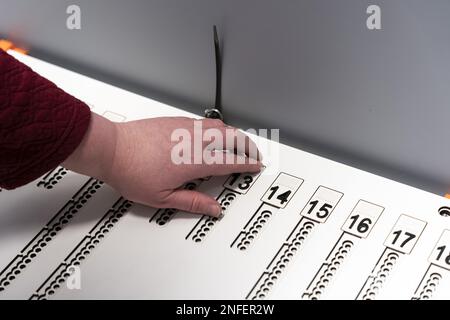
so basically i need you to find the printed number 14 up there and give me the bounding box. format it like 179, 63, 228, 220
268, 186, 291, 205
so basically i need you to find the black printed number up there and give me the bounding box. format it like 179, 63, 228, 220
228, 173, 253, 191
436, 245, 450, 265
268, 186, 291, 205
391, 230, 416, 248
307, 201, 333, 219
348, 215, 372, 234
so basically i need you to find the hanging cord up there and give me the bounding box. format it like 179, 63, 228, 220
204, 25, 224, 121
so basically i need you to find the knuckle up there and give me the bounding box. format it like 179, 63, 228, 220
188, 194, 202, 213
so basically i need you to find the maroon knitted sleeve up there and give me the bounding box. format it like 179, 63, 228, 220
0, 50, 91, 189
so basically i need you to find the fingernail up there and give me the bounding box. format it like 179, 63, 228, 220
258, 151, 264, 161
256, 162, 265, 172
209, 204, 222, 217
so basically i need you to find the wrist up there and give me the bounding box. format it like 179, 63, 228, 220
62, 112, 118, 182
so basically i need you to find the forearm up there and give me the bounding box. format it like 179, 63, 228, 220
0, 49, 91, 189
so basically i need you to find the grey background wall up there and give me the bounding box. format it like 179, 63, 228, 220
1, 0, 450, 195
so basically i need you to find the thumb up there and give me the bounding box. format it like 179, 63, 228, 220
164, 189, 222, 217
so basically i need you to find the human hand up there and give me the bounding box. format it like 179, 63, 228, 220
63, 113, 262, 217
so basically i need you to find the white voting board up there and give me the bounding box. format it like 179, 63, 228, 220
1, 50, 450, 300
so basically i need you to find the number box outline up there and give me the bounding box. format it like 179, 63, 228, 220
428, 229, 450, 271
341, 199, 385, 239
383, 214, 427, 255
300, 185, 344, 224
260, 172, 304, 209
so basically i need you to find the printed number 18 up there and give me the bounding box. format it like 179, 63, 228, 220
436, 245, 450, 265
